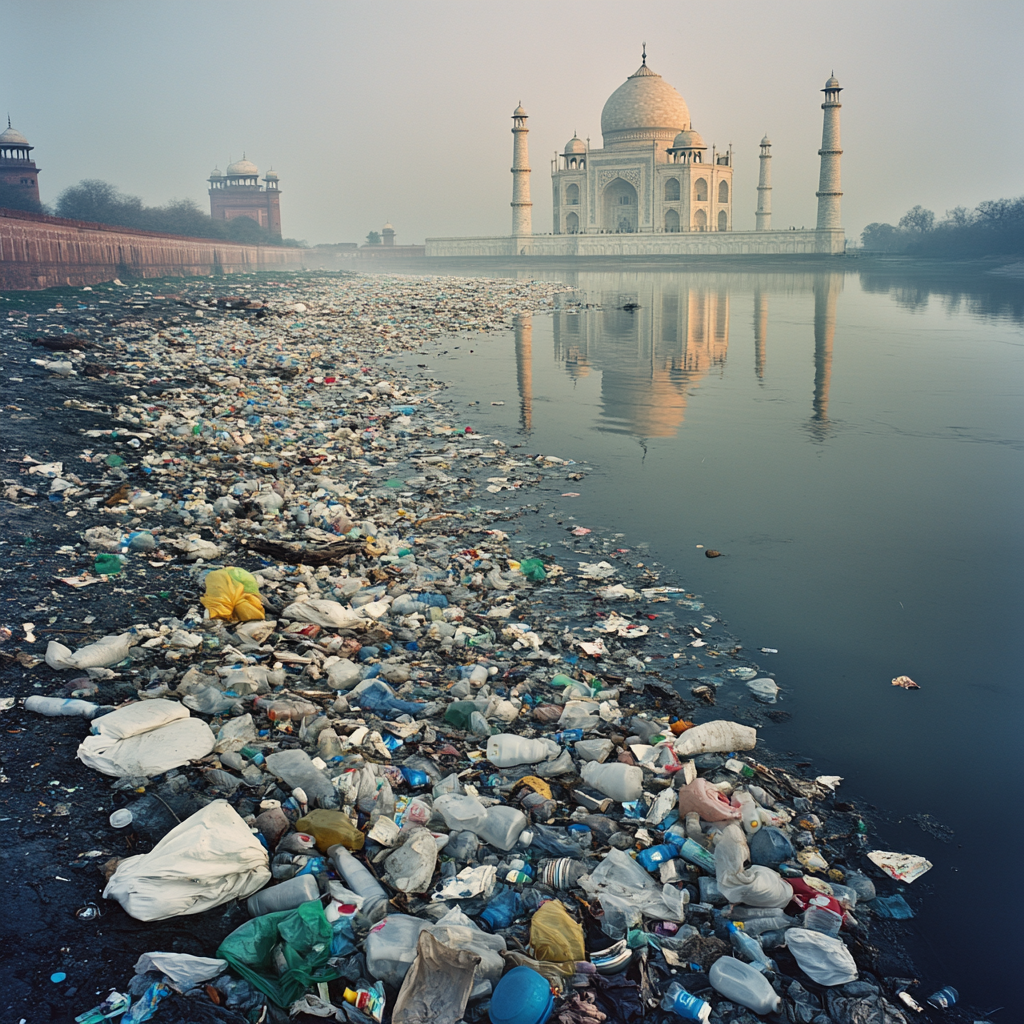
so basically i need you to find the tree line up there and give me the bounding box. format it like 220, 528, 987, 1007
861, 196, 1024, 256
0, 178, 305, 247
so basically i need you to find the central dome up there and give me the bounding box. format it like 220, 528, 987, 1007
226, 158, 259, 177
601, 60, 690, 149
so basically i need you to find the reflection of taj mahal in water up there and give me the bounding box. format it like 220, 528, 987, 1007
511, 273, 841, 440
427, 49, 845, 257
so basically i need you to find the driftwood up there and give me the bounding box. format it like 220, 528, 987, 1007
240, 536, 365, 566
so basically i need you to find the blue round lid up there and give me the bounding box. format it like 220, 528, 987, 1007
489, 966, 555, 1024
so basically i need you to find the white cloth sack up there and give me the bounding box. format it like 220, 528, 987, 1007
46, 633, 134, 671
133, 952, 227, 989
282, 599, 365, 629
78, 699, 215, 777
672, 720, 757, 757
104, 801, 270, 921
785, 928, 859, 986
715, 823, 793, 908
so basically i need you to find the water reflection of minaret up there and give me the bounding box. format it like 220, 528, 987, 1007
811, 274, 841, 437
514, 313, 533, 431
753, 289, 767, 382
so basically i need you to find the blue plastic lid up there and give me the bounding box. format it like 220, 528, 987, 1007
489, 966, 554, 1024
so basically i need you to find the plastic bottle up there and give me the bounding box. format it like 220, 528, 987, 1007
434, 793, 489, 833
295, 809, 364, 853
265, 749, 338, 809
581, 761, 643, 803
476, 806, 529, 852
675, 836, 717, 875
486, 734, 560, 768
708, 956, 781, 1014
636, 843, 680, 872
328, 845, 389, 921
254, 697, 318, 721
24, 696, 102, 718
246, 874, 320, 917
733, 791, 762, 835
727, 923, 776, 972
364, 914, 430, 987
478, 888, 523, 932
553, 729, 584, 743
660, 981, 711, 1022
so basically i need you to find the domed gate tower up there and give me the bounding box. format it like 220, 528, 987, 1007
551, 47, 733, 235
208, 156, 282, 237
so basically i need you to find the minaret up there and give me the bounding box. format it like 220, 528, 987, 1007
755, 135, 772, 231
811, 273, 841, 436
514, 314, 533, 431
815, 74, 843, 231
511, 103, 532, 238
753, 289, 768, 380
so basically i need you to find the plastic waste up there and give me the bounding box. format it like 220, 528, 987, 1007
200, 566, 264, 621
328, 844, 390, 921
25, 696, 103, 718
530, 899, 585, 964
343, 982, 386, 1023
104, 801, 271, 921
677, 777, 742, 821
785, 928, 859, 986
265, 749, 338, 808
672, 720, 757, 757
581, 761, 643, 803
486, 733, 560, 767
709, 956, 782, 1013
295, 809, 364, 852
715, 823, 793, 908
748, 825, 795, 868
46, 633, 134, 671
926, 986, 958, 1009
479, 888, 524, 931
393, 931, 479, 1024
476, 805, 529, 851
365, 914, 432, 987
247, 873, 320, 916
488, 965, 555, 1024
132, 952, 227, 988
660, 981, 712, 1022
727, 922, 776, 972
384, 828, 437, 892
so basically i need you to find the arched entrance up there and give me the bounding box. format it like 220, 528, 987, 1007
717, 209, 728, 231
602, 177, 638, 233
665, 209, 679, 232
694, 209, 707, 231
566, 211, 579, 233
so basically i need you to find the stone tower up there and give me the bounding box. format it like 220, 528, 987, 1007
209, 156, 282, 237
815, 75, 843, 231
511, 104, 532, 238
755, 135, 772, 231
0, 119, 42, 209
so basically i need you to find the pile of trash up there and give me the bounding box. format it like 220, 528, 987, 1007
1, 272, 959, 1023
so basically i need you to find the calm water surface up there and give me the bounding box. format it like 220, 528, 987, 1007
397, 264, 1024, 1013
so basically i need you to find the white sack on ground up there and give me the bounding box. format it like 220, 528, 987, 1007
672, 720, 757, 757
104, 801, 270, 921
281, 599, 365, 629
133, 952, 228, 989
785, 928, 859, 986
78, 699, 214, 777
45, 633, 134, 671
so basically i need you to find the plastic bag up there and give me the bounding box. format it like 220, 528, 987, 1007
677, 778, 742, 822
529, 899, 584, 964
714, 823, 793, 908
282, 599, 365, 629
295, 809, 365, 852
393, 931, 480, 1024
200, 567, 265, 622
519, 558, 547, 581
78, 700, 215, 777
133, 952, 227, 989
785, 928, 859, 986
672, 720, 757, 757
45, 632, 134, 671
217, 899, 340, 1008
104, 801, 271, 921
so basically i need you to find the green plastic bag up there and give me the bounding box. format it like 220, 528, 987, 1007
217, 900, 339, 1008
519, 558, 547, 581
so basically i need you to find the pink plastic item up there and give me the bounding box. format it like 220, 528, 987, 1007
677, 778, 742, 822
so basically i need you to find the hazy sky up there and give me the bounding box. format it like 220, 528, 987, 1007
4, 1, 1021, 245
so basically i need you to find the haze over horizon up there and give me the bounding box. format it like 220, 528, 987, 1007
3, 0, 1021, 246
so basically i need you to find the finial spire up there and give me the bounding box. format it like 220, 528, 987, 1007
641, 42, 647, 66
6, 114, 10, 129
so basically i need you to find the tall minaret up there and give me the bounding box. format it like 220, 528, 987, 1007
753, 289, 768, 381
511, 103, 532, 238
755, 135, 772, 231
815, 75, 843, 231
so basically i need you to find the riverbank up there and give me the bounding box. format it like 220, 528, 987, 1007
0, 270, 982, 1023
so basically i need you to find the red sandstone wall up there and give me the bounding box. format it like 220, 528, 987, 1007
0, 208, 308, 290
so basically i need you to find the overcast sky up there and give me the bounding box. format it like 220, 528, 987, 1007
3, 0, 1021, 245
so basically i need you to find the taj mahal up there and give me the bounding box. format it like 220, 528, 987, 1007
426, 49, 845, 257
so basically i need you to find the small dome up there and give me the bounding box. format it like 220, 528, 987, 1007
824, 75, 841, 89
382, 223, 394, 231
226, 158, 259, 176
0, 125, 29, 146
760, 134, 771, 147
264, 169, 278, 180
209, 167, 223, 178
513, 104, 528, 118
564, 135, 586, 155
671, 128, 706, 150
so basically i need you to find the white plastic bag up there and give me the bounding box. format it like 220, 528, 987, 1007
78, 700, 214, 777
133, 952, 227, 989
715, 823, 793, 908
104, 801, 270, 921
282, 599, 364, 629
785, 928, 859, 986
672, 720, 757, 757
45, 633, 134, 671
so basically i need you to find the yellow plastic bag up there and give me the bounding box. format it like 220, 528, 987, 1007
201, 567, 264, 622
295, 809, 365, 853
529, 899, 584, 964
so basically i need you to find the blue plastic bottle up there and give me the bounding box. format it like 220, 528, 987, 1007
660, 981, 711, 1022
636, 843, 680, 872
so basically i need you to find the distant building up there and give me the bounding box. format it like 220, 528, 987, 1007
208, 157, 282, 237
358, 223, 424, 258
0, 119, 42, 207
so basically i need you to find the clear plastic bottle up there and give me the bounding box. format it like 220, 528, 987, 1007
486, 734, 560, 768
476, 806, 528, 852
727, 923, 777, 972
733, 790, 762, 836
709, 956, 781, 1014
328, 845, 389, 921
24, 696, 102, 718
255, 697, 318, 721
660, 981, 711, 1022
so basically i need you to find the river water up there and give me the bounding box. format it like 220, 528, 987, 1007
395, 262, 1024, 1014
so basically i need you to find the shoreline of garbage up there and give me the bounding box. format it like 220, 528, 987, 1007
0, 271, 977, 1024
